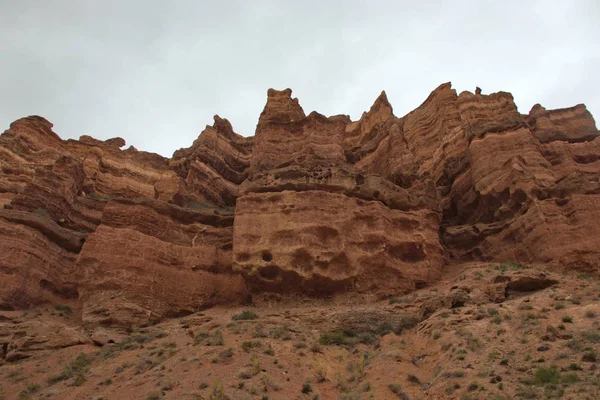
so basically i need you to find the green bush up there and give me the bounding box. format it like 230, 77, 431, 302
206, 330, 224, 346
561, 373, 580, 384
47, 352, 93, 385
318, 329, 376, 346
533, 366, 560, 385
232, 310, 258, 321
54, 304, 72, 314
301, 382, 312, 393
582, 329, 600, 343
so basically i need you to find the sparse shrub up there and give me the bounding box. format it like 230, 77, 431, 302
242, 340, 262, 353
206, 330, 224, 346
218, 348, 233, 359
250, 355, 261, 375
561, 373, 580, 384
395, 314, 420, 334
516, 386, 539, 399
26, 383, 40, 393
466, 336, 482, 352
376, 321, 394, 335
445, 383, 461, 395
263, 345, 275, 356
585, 310, 596, 319
582, 329, 600, 343
161, 377, 176, 391
232, 310, 258, 321
582, 350, 597, 362
566, 338, 583, 351
153, 330, 167, 338
252, 324, 268, 338
347, 354, 368, 383
146, 391, 162, 400
54, 304, 72, 314
562, 315, 573, 323
47, 352, 92, 386
310, 343, 322, 353
269, 325, 289, 339
444, 370, 465, 378
518, 303, 534, 311
301, 382, 313, 393
533, 365, 560, 385
319, 330, 374, 346
208, 381, 226, 400
388, 383, 409, 399
568, 363, 582, 371
314, 361, 327, 382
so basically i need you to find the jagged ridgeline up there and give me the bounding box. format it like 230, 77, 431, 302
0, 83, 598, 327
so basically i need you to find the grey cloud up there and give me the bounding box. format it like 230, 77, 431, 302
1, 0, 598, 157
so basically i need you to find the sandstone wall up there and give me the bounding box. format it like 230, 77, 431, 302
1, 83, 598, 325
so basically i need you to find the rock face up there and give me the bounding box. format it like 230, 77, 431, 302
234, 191, 442, 295
1, 83, 599, 327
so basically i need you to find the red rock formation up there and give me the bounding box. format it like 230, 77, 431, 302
0, 116, 252, 328
233, 191, 442, 295
77, 199, 249, 328
171, 115, 252, 208
528, 103, 598, 143
233, 89, 444, 295
1, 83, 598, 327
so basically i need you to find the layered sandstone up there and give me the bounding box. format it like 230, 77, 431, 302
0, 83, 598, 329
0, 116, 252, 328
233, 89, 444, 295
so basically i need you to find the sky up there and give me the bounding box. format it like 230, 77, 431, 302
1, 0, 598, 157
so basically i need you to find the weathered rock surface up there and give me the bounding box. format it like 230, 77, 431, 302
233, 190, 442, 295
77, 199, 250, 328
0, 311, 91, 361
1, 82, 599, 327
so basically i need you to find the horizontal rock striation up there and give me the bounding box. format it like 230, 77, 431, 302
1, 82, 598, 326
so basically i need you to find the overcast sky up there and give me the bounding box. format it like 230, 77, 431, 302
1, 0, 598, 157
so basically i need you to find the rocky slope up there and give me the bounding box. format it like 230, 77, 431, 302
0, 262, 598, 399
0, 83, 599, 398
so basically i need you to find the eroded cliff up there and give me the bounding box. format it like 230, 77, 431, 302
1, 83, 598, 331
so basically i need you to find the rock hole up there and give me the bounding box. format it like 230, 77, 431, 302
355, 174, 365, 185
387, 243, 426, 262
415, 281, 427, 290
451, 300, 465, 308
261, 251, 273, 262
259, 265, 279, 280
